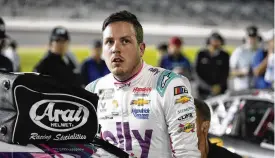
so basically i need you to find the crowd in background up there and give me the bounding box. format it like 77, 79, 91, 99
0, 16, 273, 100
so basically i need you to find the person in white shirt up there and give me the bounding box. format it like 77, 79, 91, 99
3, 37, 20, 72
230, 26, 262, 91
264, 29, 274, 87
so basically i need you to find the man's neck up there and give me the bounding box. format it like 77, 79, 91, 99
93, 56, 101, 63
208, 46, 218, 55
114, 60, 143, 82
50, 49, 64, 56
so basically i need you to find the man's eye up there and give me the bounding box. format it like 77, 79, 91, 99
105, 40, 114, 45
122, 39, 130, 44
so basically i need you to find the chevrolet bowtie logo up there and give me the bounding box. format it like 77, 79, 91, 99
131, 99, 150, 106
175, 96, 191, 104
112, 100, 118, 108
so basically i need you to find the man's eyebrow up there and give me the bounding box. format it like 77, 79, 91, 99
120, 35, 133, 39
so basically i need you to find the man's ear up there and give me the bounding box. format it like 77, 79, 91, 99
201, 121, 210, 133
139, 42, 146, 57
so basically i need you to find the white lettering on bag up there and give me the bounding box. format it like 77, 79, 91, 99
29, 100, 89, 132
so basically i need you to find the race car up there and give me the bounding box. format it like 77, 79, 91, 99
205, 89, 274, 158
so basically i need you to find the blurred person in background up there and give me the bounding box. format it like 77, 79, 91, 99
80, 40, 109, 85
33, 26, 83, 87
251, 29, 274, 89
40, 30, 80, 74
264, 29, 274, 87
195, 98, 242, 158
3, 37, 20, 72
157, 43, 168, 56
195, 32, 229, 99
156, 42, 168, 66
157, 42, 168, 58
159, 36, 192, 79
230, 26, 262, 91
0, 17, 14, 72
65, 50, 79, 73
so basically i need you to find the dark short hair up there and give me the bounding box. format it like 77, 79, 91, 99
194, 98, 211, 122
157, 43, 168, 51
93, 40, 102, 48
102, 10, 143, 44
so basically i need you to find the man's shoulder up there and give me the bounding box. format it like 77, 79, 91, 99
160, 54, 170, 61
153, 67, 189, 97
85, 73, 112, 92
219, 50, 230, 58
35, 55, 55, 69
237, 45, 252, 53
198, 48, 208, 54
0, 54, 13, 71
0, 54, 12, 63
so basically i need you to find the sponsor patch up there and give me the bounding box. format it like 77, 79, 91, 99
161, 72, 171, 88
115, 82, 131, 89
112, 100, 118, 108
156, 70, 179, 97
175, 96, 191, 104
174, 86, 188, 95
131, 98, 150, 106
148, 68, 160, 75
132, 108, 150, 119
133, 87, 152, 96
178, 113, 193, 121
99, 115, 114, 120
29, 133, 87, 141
98, 88, 114, 100
99, 102, 107, 112
178, 123, 195, 133
177, 107, 195, 114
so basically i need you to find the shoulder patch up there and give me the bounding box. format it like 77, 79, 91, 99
156, 70, 180, 97
85, 78, 100, 93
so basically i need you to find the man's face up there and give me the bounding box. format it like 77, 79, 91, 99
51, 39, 69, 55
168, 44, 181, 55
102, 21, 145, 77
209, 38, 221, 49
247, 36, 258, 47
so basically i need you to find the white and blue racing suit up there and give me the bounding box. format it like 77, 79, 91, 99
85, 62, 200, 158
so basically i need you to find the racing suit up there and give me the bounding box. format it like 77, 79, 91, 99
85, 62, 200, 158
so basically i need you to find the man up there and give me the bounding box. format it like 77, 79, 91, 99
85, 11, 200, 157
3, 37, 20, 72
159, 37, 192, 79
80, 40, 109, 85
33, 26, 83, 87
194, 99, 242, 158
195, 32, 229, 99
251, 29, 274, 89
230, 26, 262, 91
0, 17, 13, 72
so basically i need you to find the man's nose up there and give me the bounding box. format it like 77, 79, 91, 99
111, 41, 121, 54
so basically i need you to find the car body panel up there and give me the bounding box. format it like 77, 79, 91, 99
206, 89, 274, 158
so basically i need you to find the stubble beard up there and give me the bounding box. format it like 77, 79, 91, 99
112, 57, 142, 81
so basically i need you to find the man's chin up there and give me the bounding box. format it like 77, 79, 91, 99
111, 67, 125, 76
